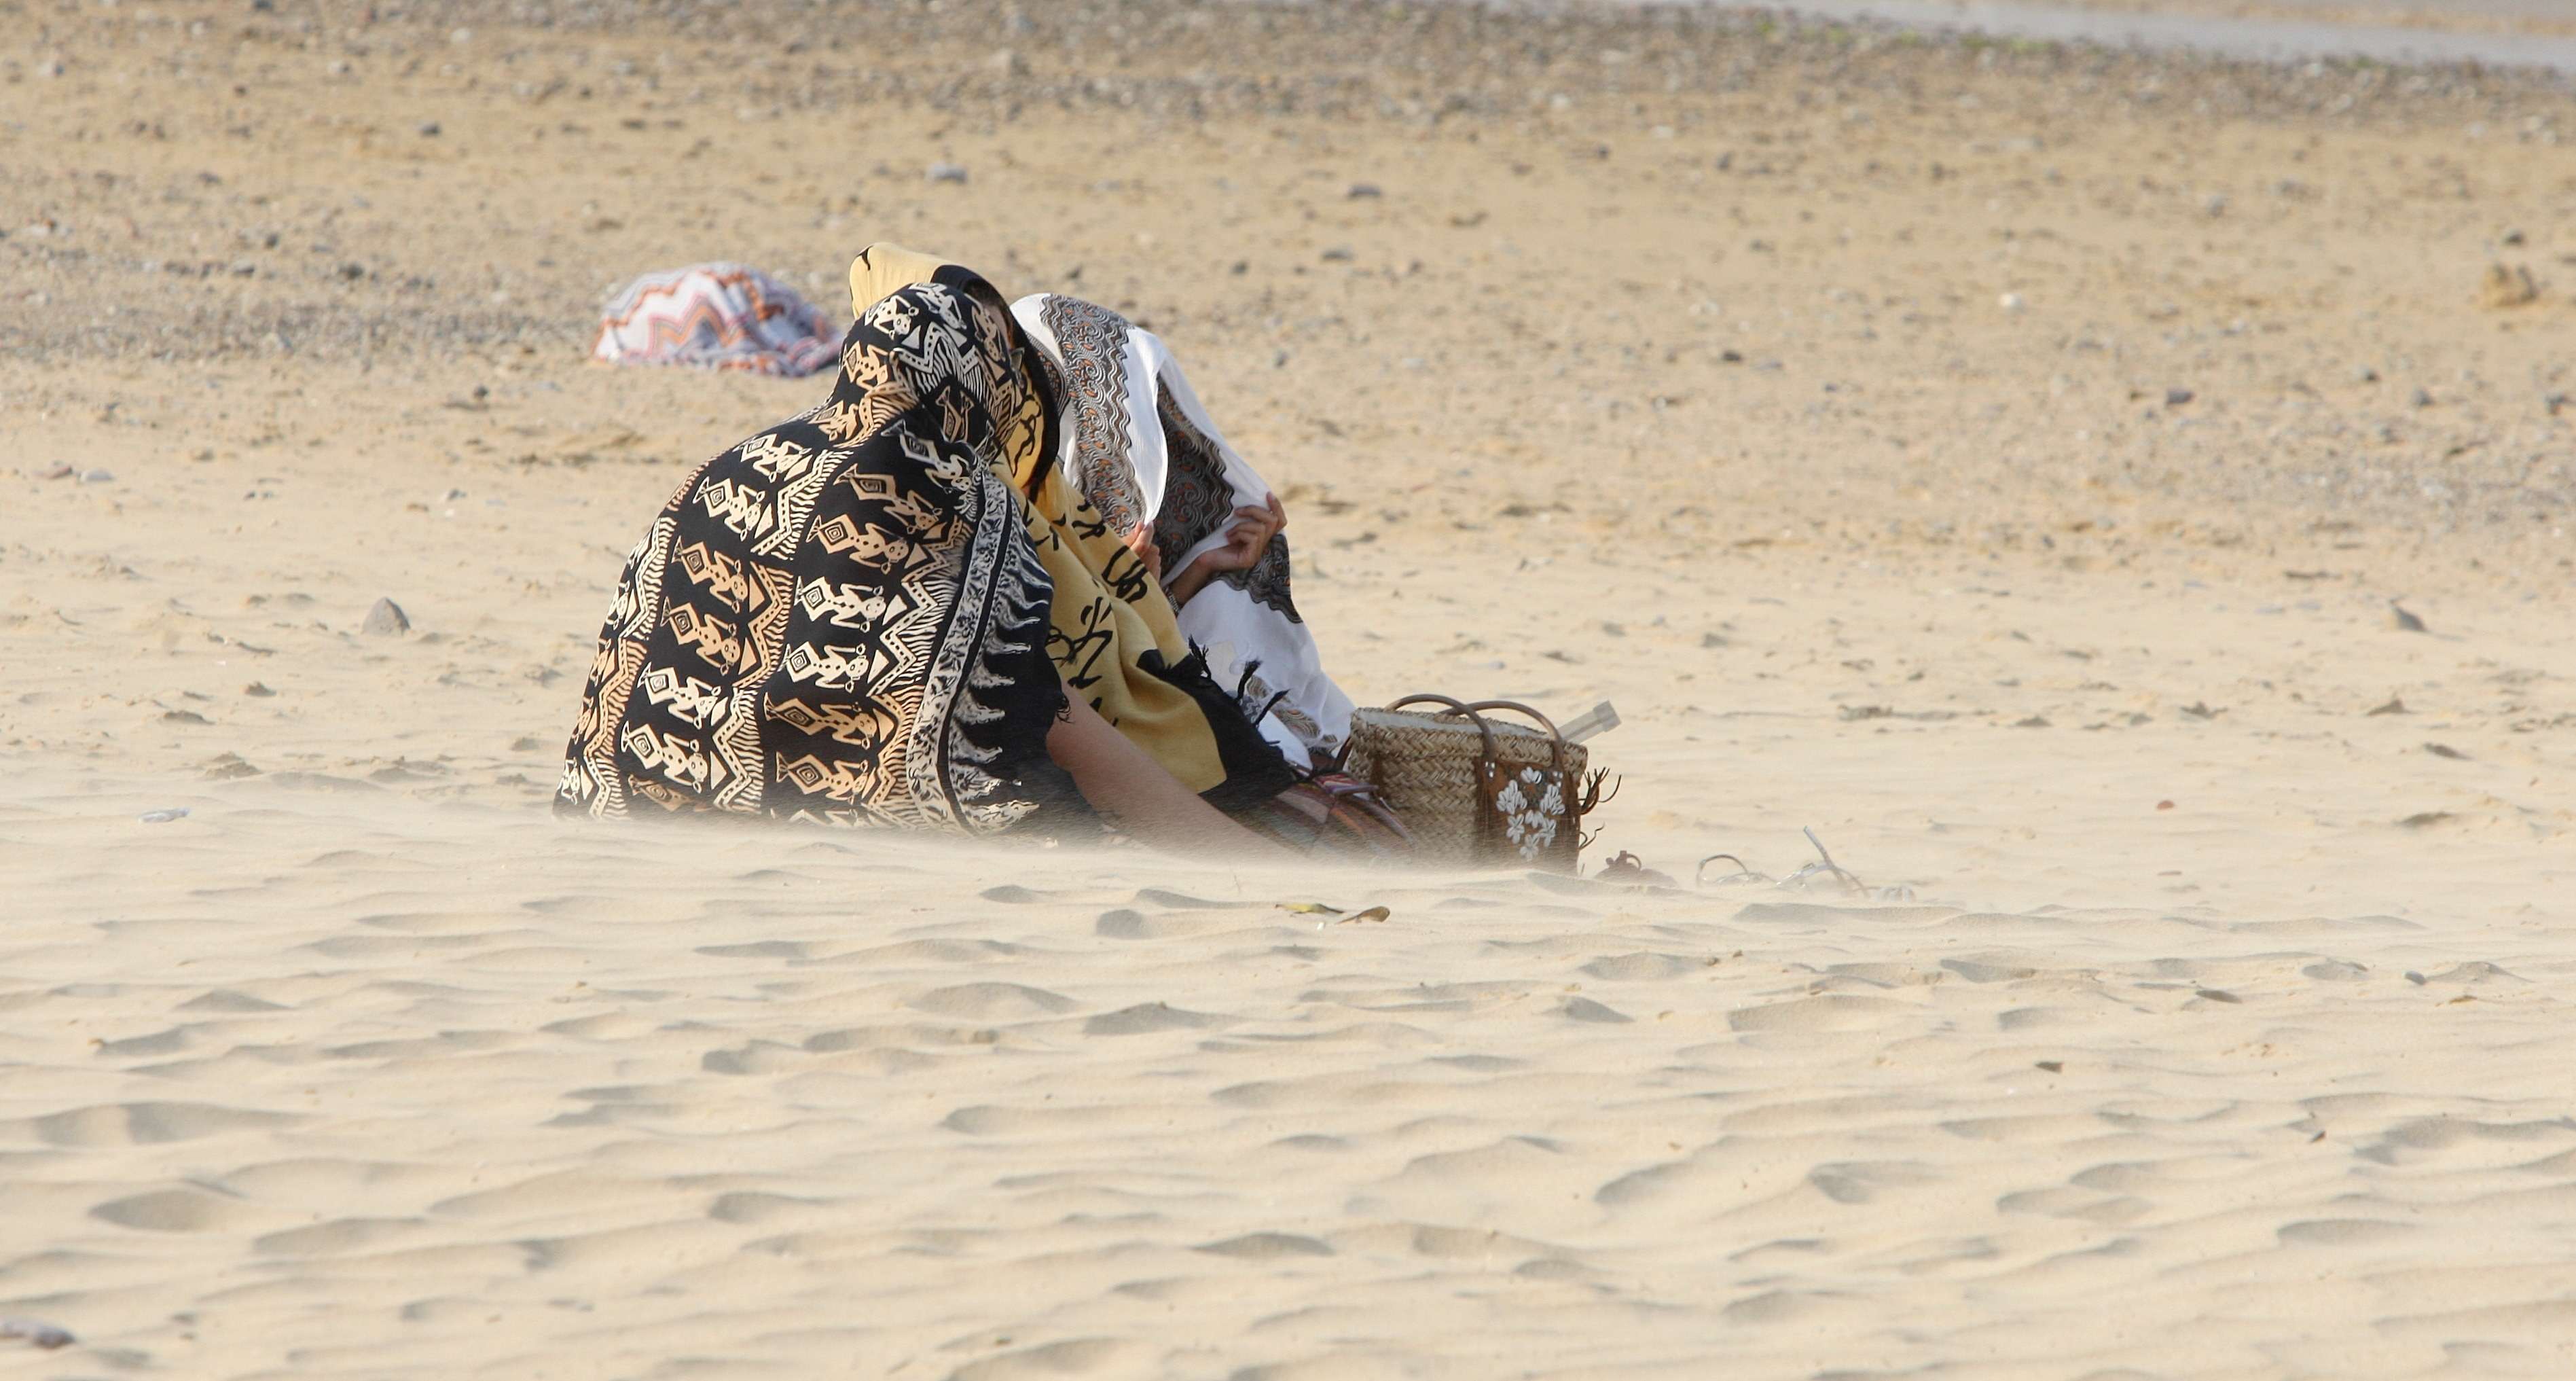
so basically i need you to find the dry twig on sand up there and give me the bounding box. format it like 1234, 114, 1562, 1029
1695, 829, 1914, 901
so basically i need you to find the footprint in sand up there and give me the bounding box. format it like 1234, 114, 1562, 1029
1195, 1232, 1335, 1259
251, 1216, 426, 1257
1727, 994, 1917, 1033
1080, 1003, 1233, 1036
1577, 952, 1703, 981
89, 1185, 275, 1233
948, 1339, 1145, 1381
905, 982, 1082, 1019
22, 1101, 299, 1147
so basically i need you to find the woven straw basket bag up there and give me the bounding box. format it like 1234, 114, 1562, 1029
1339, 695, 1609, 871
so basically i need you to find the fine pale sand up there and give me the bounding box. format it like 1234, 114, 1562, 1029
5, 0, 2576, 1376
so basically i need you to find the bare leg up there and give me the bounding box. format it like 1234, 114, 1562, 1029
1046, 683, 1292, 859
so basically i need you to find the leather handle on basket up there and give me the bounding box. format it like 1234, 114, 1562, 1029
1459, 699, 1570, 773
1385, 693, 1500, 763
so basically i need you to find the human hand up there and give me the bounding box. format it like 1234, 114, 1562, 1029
1165, 493, 1285, 607
1199, 493, 1286, 573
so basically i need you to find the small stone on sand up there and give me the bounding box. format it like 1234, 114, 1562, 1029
362, 597, 412, 636
2478, 262, 2539, 309
0, 1317, 72, 1350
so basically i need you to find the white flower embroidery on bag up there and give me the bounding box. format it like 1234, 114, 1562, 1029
1493, 765, 1565, 860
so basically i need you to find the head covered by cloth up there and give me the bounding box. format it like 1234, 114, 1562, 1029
555, 245, 1286, 831
843, 245, 1285, 802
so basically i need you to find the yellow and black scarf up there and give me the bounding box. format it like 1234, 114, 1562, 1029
848, 245, 1277, 800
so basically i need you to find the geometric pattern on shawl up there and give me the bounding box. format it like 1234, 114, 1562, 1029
556, 281, 1073, 833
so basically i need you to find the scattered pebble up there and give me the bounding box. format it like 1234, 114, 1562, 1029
0, 1318, 72, 1350
2365, 697, 2408, 715
2353, 365, 2379, 384
243, 682, 275, 697
2390, 603, 2427, 633
2164, 387, 2194, 407
2408, 387, 2434, 408
1997, 292, 2025, 312
2478, 262, 2539, 308
418, 121, 441, 137
361, 597, 412, 636
926, 161, 969, 184
79, 468, 114, 484
138, 808, 190, 824
1346, 182, 1383, 199
2423, 742, 2469, 760
39, 463, 73, 480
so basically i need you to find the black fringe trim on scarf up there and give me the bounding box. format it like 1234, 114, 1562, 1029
974, 664, 1100, 837
1138, 644, 1297, 816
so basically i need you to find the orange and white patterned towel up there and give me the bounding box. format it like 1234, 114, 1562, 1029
592, 263, 837, 376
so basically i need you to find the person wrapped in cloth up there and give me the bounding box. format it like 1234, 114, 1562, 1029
554, 245, 1398, 857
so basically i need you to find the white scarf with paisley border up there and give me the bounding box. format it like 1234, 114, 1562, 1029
1011, 292, 1354, 770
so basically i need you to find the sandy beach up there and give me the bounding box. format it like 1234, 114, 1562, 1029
5, 0, 2576, 1374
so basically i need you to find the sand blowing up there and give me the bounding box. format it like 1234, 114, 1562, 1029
5, 0, 2575, 1376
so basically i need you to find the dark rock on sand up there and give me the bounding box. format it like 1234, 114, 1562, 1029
0, 1318, 73, 1350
